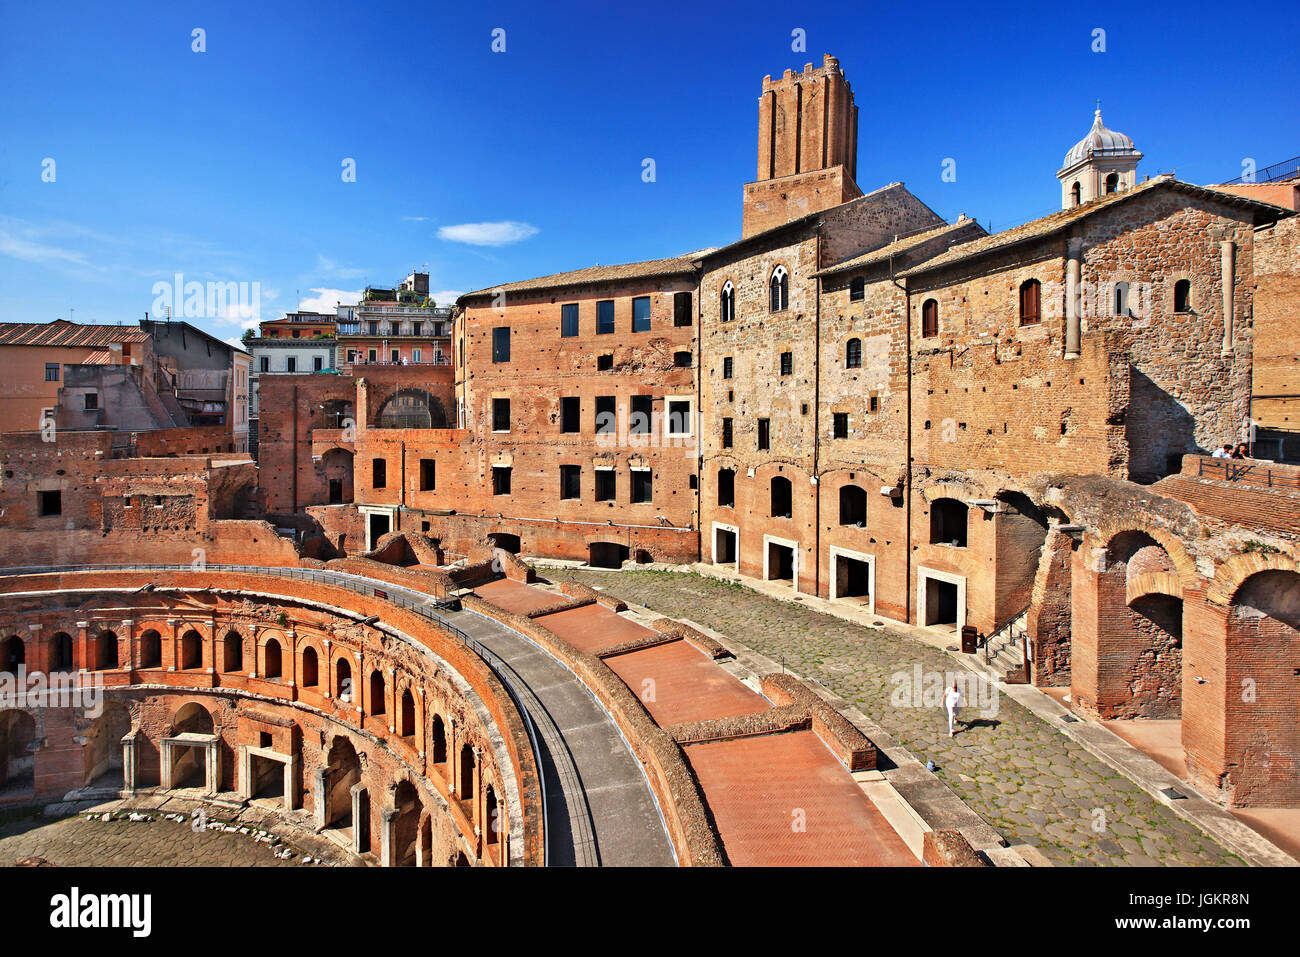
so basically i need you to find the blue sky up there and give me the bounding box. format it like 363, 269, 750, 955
1, 0, 1296, 345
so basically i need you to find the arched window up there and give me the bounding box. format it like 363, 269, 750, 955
52, 632, 74, 672
849, 277, 865, 302
839, 485, 867, 527
263, 638, 282, 679
217, 633, 240, 674
431, 715, 447, 765
139, 629, 162, 669
0, 635, 23, 676
301, 646, 319, 688
485, 786, 500, 845
845, 338, 862, 369
369, 670, 386, 715
930, 498, 968, 548
1019, 279, 1041, 326
1173, 279, 1191, 313
1071, 181, 1082, 206
1105, 172, 1119, 194
97, 630, 119, 669
717, 467, 735, 508
720, 281, 735, 322
921, 299, 939, 338
180, 630, 202, 670
460, 743, 476, 800
1114, 281, 1130, 316
335, 657, 353, 701
769, 266, 788, 312
770, 476, 793, 519
400, 689, 416, 739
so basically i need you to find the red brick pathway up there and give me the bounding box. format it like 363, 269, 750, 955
604, 640, 769, 726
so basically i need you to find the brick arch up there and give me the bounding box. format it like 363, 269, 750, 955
1092, 521, 1199, 589
920, 481, 974, 504
1208, 551, 1300, 608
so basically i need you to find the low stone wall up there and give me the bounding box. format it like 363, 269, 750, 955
761, 673, 877, 771
922, 829, 987, 867
650, 619, 731, 659
667, 706, 809, 744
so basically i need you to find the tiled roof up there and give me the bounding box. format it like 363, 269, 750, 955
0, 319, 151, 347
459, 252, 712, 301
814, 219, 984, 277
900, 176, 1294, 278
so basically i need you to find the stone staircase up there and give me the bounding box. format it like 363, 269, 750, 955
982, 608, 1029, 680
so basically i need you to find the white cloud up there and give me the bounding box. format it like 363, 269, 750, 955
298, 287, 362, 313
315, 255, 367, 280
402, 215, 430, 222
0, 227, 90, 267
436, 221, 538, 246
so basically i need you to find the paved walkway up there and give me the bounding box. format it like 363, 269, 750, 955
451, 607, 676, 866
553, 568, 1243, 867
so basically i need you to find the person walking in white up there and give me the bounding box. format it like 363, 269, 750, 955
944, 681, 965, 737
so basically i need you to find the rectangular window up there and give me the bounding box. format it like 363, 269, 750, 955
561, 303, 579, 338
632, 296, 651, 333
420, 458, 435, 491
561, 396, 580, 433
673, 291, 693, 327
722, 356, 733, 379
674, 351, 692, 368
758, 418, 770, 451
45, 363, 59, 382
413, 348, 421, 363
718, 468, 735, 507
84, 393, 98, 411
391, 349, 400, 363
492, 466, 511, 495
596, 353, 613, 371
833, 412, 849, 439
259, 356, 270, 372
595, 469, 616, 502
722, 417, 733, 449
849, 277, 865, 301
368, 321, 379, 335
372, 458, 387, 489
780, 352, 793, 376
492, 397, 510, 432
412, 321, 422, 337
313, 356, 323, 371
596, 300, 615, 335
631, 470, 653, 503
368, 349, 378, 363
492, 327, 511, 362
869, 394, 879, 413
666, 399, 692, 436
38, 490, 61, 516
595, 396, 616, 434
560, 465, 581, 500
286, 356, 297, 372
630, 395, 652, 435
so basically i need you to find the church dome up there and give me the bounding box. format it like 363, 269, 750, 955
1061, 109, 1138, 169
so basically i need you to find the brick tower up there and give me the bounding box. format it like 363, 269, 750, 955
742, 54, 862, 238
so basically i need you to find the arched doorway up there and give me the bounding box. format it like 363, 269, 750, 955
391, 780, 422, 867
1, 636, 25, 676
170, 702, 215, 789
85, 701, 131, 789
324, 737, 362, 837
0, 710, 36, 798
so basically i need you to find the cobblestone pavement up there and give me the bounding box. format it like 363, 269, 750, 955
554, 569, 1242, 867
0, 802, 352, 867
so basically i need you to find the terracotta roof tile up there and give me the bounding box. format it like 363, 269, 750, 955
459, 253, 710, 302
0, 319, 150, 348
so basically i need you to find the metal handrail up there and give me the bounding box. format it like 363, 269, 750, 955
982, 604, 1030, 665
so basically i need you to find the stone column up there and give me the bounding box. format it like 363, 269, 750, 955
1221, 239, 1237, 354
121, 732, 138, 795
120, 619, 133, 672
237, 744, 252, 800
313, 766, 329, 830
166, 618, 181, 671
1065, 238, 1083, 358
388, 667, 397, 734
75, 620, 89, 674
284, 753, 298, 811
350, 784, 369, 855
380, 805, 398, 867
204, 738, 219, 794
160, 739, 174, 790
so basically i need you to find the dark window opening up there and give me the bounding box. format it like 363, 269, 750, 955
770, 476, 792, 518
597, 300, 615, 334
930, 498, 968, 547
673, 291, 692, 327
372, 458, 386, 489
722, 417, 733, 449
769, 267, 788, 312
722, 356, 733, 379
849, 277, 865, 301
757, 418, 770, 451
492, 466, 511, 495
833, 412, 849, 439
560, 465, 581, 500
596, 353, 613, 371
846, 338, 861, 368
492, 397, 510, 432
561, 303, 579, 338
84, 393, 98, 411
922, 299, 939, 338
419, 458, 435, 491
720, 282, 735, 322
1019, 279, 1041, 326
595, 469, 616, 501
630, 395, 652, 435
595, 395, 616, 434
780, 351, 793, 376
632, 296, 651, 333
631, 470, 653, 503
492, 327, 511, 362
1174, 279, 1191, 313
718, 468, 735, 507
840, 485, 867, 526
560, 396, 580, 433
673, 351, 692, 368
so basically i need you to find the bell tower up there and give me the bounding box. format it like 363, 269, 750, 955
742, 54, 862, 238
